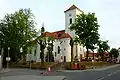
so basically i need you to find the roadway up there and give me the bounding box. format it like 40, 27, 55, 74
0, 65, 120, 80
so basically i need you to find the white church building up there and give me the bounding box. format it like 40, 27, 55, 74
26, 5, 85, 62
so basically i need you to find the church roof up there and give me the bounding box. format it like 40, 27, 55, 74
64, 4, 84, 13
43, 30, 72, 39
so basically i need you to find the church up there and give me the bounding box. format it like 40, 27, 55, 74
26, 5, 85, 62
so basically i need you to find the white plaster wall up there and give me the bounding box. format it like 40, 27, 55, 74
65, 9, 76, 38
65, 9, 83, 39
63, 38, 71, 62
36, 43, 40, 62
26, 43, 40, 62
53, 38, 71, 62
53, 39, 60, 61
76, 9, 83, 16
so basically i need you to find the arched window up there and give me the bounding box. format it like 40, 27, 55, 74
34, 49, 36, 56
58, 46, 60, 54
69, 18, 72, 24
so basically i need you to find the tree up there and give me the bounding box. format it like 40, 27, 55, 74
70, 13, 100, 60
90, 45, 97, 60
0, 8, 37, 63
97, 40, 110, 61
45, 37, 54, 62
37, 26, 46, 62
70, 39, 74, 62
109, 48, 119, 59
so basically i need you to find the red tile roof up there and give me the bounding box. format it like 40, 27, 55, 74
64, 4, 84, 13
43, 30, 72, 39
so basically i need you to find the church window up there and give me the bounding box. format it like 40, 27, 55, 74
70, 18, 72, 24
58, 46, 60, 54
30, 50, 32, 54
34, 48, 36, 56
55, 52, 57, 57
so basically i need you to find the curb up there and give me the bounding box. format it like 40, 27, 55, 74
57, 64, 120, 72
0, 69, 11, 74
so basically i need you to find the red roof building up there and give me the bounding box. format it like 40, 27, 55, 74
43, 30, 72, 39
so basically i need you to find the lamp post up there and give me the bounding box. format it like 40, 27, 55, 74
6, 47, 10, 69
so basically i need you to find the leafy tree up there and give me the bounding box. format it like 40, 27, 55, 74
0, 8, 37, 63
97, 40, 110, 61
70, 13, 100, 60
36, 26, 46, 62
109, 48, 119, 59
90, 45, 97, 60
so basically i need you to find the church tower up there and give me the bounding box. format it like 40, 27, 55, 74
64, 5, 84, 61
64, 5, 83, 38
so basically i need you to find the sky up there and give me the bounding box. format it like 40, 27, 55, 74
0, 0, 120, 49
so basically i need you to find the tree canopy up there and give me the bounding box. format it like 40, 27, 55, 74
70, 13, 100, 60
109, 48, 119, 58
97, 40, 110, 61
0, 8, 37, 62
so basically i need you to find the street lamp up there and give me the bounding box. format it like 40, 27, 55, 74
6, 47, 10, 69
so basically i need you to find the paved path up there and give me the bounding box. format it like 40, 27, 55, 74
0, 64, 120, 80
1, 75, 66, 80
49, 64, 120, 80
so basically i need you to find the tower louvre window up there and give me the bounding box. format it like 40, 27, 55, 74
70, 18, 72, 24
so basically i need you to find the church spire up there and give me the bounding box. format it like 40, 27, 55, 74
41, 22, 45, 35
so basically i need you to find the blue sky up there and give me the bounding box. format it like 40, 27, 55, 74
0, 0, 120, 48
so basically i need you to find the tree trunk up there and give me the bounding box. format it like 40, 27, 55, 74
86, 48, 89, 61
101, 53, 104, 61
93, 51, 94, 60
71, 45, 73, 62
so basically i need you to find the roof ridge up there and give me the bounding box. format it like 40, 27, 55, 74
64, 4, 84, 13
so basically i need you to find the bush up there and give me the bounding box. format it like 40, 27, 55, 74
64, 62, 113, 70
11, 62, 55, 69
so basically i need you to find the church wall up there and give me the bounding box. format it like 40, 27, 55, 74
63, 38, 71, 62
65, 9, 76, 38
76, 9, 83, 16
53, 38, 71, 62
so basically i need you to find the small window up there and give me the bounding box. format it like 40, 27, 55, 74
55, 52, 57, 57
58, 46, 60, 54
69, 14, 72, 16
30, 50, 32, 54
34, 49, 36, 56
70, 18, 72, 24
